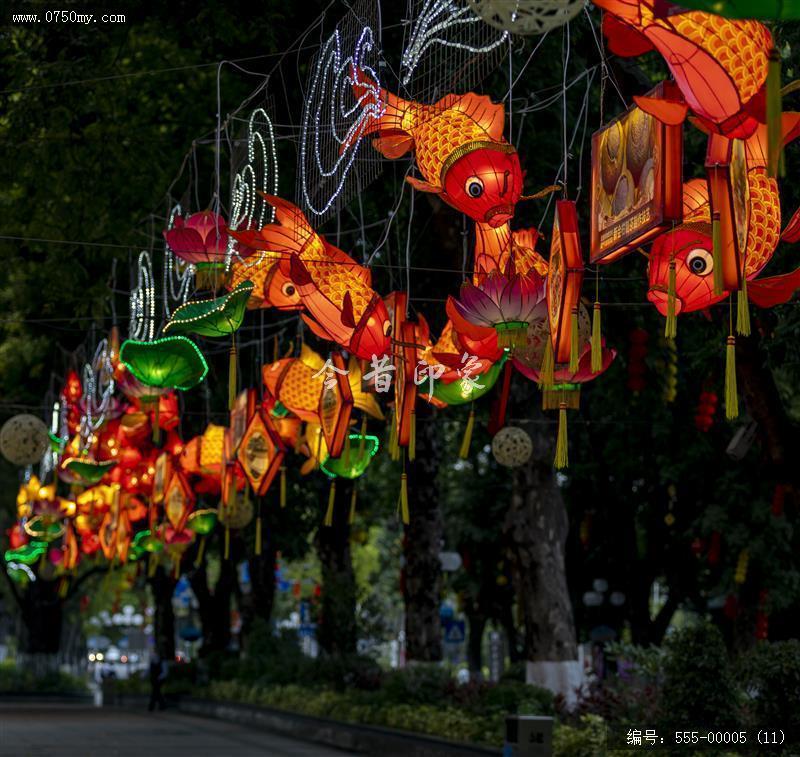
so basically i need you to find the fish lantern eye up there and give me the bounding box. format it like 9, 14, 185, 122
282, 283, 296, 297
687, 248, 713, 276
465, 176, 484, 199
383, 321, 392, 337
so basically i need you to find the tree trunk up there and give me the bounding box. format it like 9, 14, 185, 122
20, 579, 62, 655
403, 403, 444, 662
503, 415, 579, 701
242, 500, 278, 639
316, 480, 357, 657
148, 564, 175, 660
466, 607, 487, 675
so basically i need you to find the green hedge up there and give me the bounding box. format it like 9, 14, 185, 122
0, 662, 88, 695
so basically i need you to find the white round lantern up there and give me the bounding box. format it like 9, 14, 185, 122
468, 0, 584, 36
492, 426, 533, 467
0, 414, 49, 466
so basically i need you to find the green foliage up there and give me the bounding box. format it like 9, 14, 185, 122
0, 662, 88, 695
552, 714, 607, 757
738, 640, 800, 733
660, 623, 740, 729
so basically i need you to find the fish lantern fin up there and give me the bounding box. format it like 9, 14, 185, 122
258, 194, 314, 235
602, 14, 654, 58
781, 206, 800, 243
450, 93, 506, 141
301, 313, 336, 343
406, 176, 442, 194
416, 312, 431, 345
513, 227, 540, 252
299, 344, 326, 372
340, 291, 357, 328
300, 457, 317, 476
288, 255, 315, 289
747, 268, 800, 308
372, 134, 415, 159
781, 111, 800, 148
227, 228, 264, 251
633, 95, 688, 126
682, 178, 711, 219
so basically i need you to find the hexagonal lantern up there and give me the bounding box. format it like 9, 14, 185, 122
236, 409, 285, 496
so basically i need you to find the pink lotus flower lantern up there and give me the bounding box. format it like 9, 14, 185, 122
163, 211, 229, 265
446, 264, 547, 351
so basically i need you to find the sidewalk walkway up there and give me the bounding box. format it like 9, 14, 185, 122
0, 703, 357, 756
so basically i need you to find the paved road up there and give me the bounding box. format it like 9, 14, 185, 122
0, 703, 357, 756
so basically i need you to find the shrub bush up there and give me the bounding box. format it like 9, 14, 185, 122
0, 663, 88, 695
739, 639, 800, 735
660, 622, 740, 730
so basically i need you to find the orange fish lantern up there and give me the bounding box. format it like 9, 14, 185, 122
226, 235, 301, 311
251, 195, 391, 360
595, 0, 772, 140
352, 69, 523, 227
262, 345, 383, 425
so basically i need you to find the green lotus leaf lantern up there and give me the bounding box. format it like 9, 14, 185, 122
62, 457, 117, 485
132, 529, 164, 554
163, 281, 254, 338
321, 434, 380, 480
672, 0, 800, 19
120, 336, 208, 391
186, 508, 218, 536
23, 516, 65, 543
4, 540, 47, 565
430, 358, 505, 406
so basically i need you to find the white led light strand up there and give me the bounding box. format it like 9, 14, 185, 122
130, 251, 156, 342
401, 0, 508, 85
299, 26, 384, 217
163, 203, 195, 318
226, 108, 280, 270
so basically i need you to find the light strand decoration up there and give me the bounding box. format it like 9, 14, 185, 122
226, 107, 280, 270
298, 18, 384, 220
401, 0, 508, 86
130, 251, 156, 342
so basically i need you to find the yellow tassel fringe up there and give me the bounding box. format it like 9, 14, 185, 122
459, 407, 475, 459
324, 481, 336, 526
540, 338, 555, 387
591, 302, 602, 373
665, 260, 677, 340
569, 307, 579, 373
725, 335, 739, 420
712, 214, 724, 297
255, 515, 262, 556
554, 403, 569, 469
280, 466, 287, 508
399, 473, 409, 525
737, 277, 751, 337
